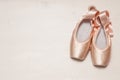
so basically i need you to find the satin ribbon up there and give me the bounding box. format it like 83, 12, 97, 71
99, 11, 113, 37
83, 7, 113, 38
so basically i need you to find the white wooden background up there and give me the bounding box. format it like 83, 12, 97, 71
0, 0, 119, 80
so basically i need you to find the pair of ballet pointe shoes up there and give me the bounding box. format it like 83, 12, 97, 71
70, 6, 113, 67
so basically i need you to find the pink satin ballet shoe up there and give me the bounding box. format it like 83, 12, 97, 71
91, 11, 113, 67
70, 6, 99, 60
